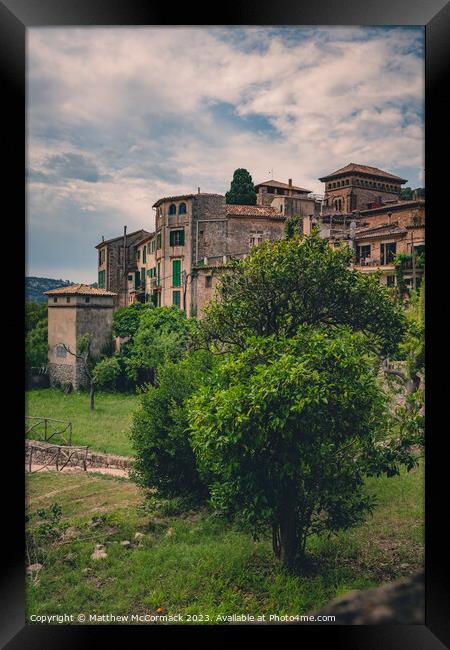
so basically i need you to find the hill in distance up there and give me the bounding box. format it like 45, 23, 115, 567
25, 277, 98, 303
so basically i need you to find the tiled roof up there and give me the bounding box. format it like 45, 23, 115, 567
319, 163, 407, 183
152, 193, 223, 208
359, 200, 424, 214
255, 179, 311, 193
354, 224, 407, 240
95, 229, 151, 248
135, 232, 155, 246
45, 284, 117, 296
225, 204, 284, 219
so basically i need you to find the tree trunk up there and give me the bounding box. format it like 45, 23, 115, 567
90, 380, 96, 411
279, 504, 299, 568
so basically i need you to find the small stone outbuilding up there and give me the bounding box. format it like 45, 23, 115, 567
44, 284, 116, 390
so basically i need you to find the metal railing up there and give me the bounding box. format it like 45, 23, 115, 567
25, 417, 72, 446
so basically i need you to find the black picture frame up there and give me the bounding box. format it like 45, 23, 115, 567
2, 1, 449, 647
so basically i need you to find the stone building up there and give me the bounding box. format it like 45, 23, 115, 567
255, 178, 321, 219
319, 163, 407, 213
45, 284, 116, 389
95, 228, 151, 307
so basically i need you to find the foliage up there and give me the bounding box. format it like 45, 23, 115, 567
93, 355, 123, 390
400, 187, 413, 200
113, 302, 149, 339
189, 327, 417, 568
131, 350, 214, 500
196, 234, 406, 358
225, 168, 257, 205
25, 303, 48, 368
123, 306, 195, 384
284, 215, 304, 239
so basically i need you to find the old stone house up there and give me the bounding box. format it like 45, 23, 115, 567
45, 284, 116, 389
95, 228, 151, 307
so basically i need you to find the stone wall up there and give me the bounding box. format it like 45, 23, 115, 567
48, 362, 75, 387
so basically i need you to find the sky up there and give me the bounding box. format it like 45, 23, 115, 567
27, 26, 425, 283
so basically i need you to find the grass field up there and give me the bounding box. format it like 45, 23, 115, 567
25, 389, 138, 456
26, 462, 424, 624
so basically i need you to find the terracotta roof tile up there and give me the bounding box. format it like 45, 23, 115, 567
225, 204, 284, 219
319, 163, 407, 183
45, 284, 117, 296
255, 179, 311, 193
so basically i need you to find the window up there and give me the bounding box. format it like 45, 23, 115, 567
137, 249, 141, 261
85, 297, 90, 303
172, 259, 181, 287
147, 242, 150, 254
98, 269, 106, 288
141, 268, 146, 285
380, 242, 397, 265
169, 229, 185, 246
142, 247, 146, 263
53, 297, 58, 303
66, 297, 70, 303
135, 271, 140, 290
157, 233, 162, 249
356, 244, 371, 263
179, 202, 187, 214
151, 239, 155, 252
205, 275, 212, 288
56, 345, 66, 358
128, 274, 133, 281
172, 290, 181, 307
169, 203, 177, 215
157, 262, 160, 285
387, 275, 396, 287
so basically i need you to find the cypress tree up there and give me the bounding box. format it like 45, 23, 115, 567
225, 168, 257, 205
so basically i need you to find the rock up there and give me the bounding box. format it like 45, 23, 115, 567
134, 532, 145, 540
306, 571, 424, 625
120, 540, 131, 548
165, 527, 173, 537
26, 563, 43, 575
91, 544, 107, 560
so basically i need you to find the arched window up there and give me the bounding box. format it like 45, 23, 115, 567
168, 203, 176, 215
179, 202, 187, 214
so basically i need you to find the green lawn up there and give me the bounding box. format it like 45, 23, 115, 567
26, 462, 424, 624
26, 389, 138, 456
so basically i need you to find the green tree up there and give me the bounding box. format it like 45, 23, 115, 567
196, 234, 406, 358
131, 350, 214, 500
189, 328, 417, 568
123, 306, 195, 385
400, 187, 413, 200
25, 303, 48, 368
225, 168, 257, 205
284, 215, 304, 239
112, 302, 149, 339
93, 355, 122, 391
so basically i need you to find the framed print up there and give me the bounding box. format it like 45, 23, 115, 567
1, 0, 449, 646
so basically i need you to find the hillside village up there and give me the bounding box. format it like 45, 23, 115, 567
94, 162, 425, 317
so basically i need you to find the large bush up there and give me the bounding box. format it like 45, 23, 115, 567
25, 303, 48, 368
130, 350, 214, 501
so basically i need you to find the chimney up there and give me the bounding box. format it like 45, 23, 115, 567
288, 179, 292, 187
198, 187, 201, 194
102, 235, 104, 242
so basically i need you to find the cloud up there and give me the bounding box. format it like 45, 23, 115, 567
26, 26, 424, 282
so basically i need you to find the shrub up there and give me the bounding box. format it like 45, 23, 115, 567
130, 350, 214, 501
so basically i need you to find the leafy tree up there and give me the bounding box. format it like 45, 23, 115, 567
131, 350, 214, 500
93, 355, 122, 391
196, 234, 406, 358
123, 306, 195, 385
284, 215, 304, 239
189, 328, 417, 568
225, 168, 257, 205
112, 302, 149, 339
400, 187, 413, 200
25, 303, 48, 368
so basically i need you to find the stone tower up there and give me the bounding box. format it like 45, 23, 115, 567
44, 284, 116, 389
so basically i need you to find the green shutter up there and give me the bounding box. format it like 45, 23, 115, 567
135, 272, 140, 289
143, 247, 146, 263
98, 270, 105, 289
172, 259, 181, 287
180, 230, 185, 246
169, 231, 174, 246
172, 290, 180, 307
157, 262, 160, 285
